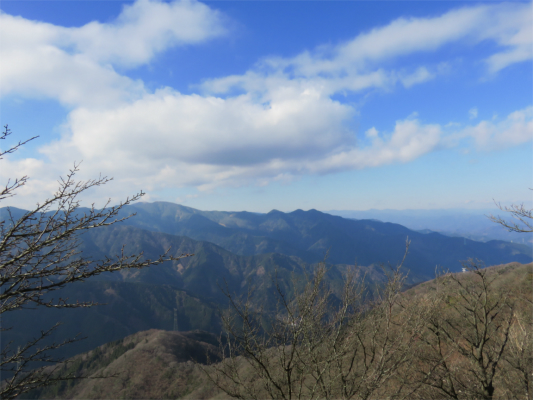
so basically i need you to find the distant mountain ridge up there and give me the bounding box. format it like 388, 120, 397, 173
115, 202, 532, 275
328, 208, 533, 244
2, 202, 530, 277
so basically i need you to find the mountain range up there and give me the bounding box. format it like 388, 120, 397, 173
2, 203, 531, 365
116, 202, 531, 273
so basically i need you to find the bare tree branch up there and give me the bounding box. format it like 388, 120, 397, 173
0, 127, 193, 399
488, 192, 533, 233
201, 241, 425, 400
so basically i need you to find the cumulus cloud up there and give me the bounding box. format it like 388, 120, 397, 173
1, 1, 532, 207
69, 0, 225, 68
38, 87, 355, 186
36, 105, 531, 196
4, 104, 532, 209
302, 118, 443, 173
43, 88, 352, 164
0, 0, 225, 107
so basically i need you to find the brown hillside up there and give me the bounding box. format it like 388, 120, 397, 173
25, 262, 532, 400
25, 330, 226, 399
406, 261, 532, 298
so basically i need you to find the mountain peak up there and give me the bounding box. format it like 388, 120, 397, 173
267, 209, 283, 215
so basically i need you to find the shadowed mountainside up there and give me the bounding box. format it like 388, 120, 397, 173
3, 224, 389, 363
1, 280, 222, 365
79, 224, 355, 303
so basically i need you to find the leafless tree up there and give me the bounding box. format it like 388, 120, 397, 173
0, 125, 38, 203
486, 192, 533, 398
488, 192, 533, 233
499, 304, 533, 400
410, 260, 531, 400
0, 125, 192, 399
202, 242, 429, 400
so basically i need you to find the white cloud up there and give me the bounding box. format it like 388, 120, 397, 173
400, 67, 435, 88
0, 32, 145, 108
37, 104, 532, 192
3, 105, 531, 209
34, 87, 355, 194
462, 106, 533, 150
334, 2, 531, 75
320, 6, 484, 68
0, 0, 225, 107
42, 87, 354, 167
70, 0, 225, 68
2, 1, 529, 109
202, 2, 531, 98
469, 108, 478, 120
1, 1, 532, 208
365, 127, 379, 138
290, 118, 443, 174
479, 4, 533, 73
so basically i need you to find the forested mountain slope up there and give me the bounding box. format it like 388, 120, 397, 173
2, 204, 530, 368
24, 262, 533, 400
2, 224, 386, 362
1, 280, 222, 364
3, 203, 529, 276
117, 202, 532, 273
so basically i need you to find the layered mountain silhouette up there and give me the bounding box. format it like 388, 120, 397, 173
117, 202, 531, 274
2, 203, 531, 364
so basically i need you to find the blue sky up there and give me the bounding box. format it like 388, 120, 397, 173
0, 0, 531, 212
